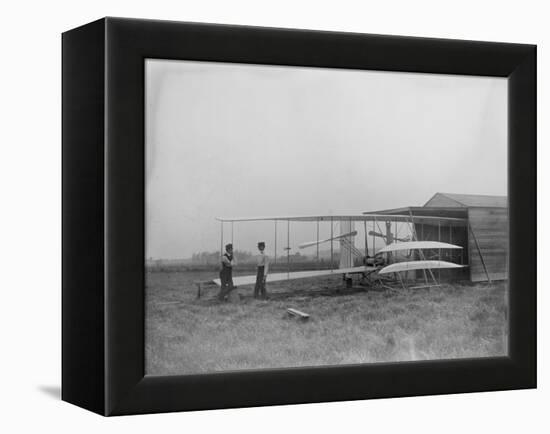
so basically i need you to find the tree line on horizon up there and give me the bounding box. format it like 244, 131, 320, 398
190, 249, 318, 265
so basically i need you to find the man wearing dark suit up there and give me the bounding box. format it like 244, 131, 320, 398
218, 243, 235, 301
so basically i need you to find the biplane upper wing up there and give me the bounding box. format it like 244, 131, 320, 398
216, 214, 467, 224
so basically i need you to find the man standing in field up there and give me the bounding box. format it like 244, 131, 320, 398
218, 243, 236, 301
254, 241, 269, 299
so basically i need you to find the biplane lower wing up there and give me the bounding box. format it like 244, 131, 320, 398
379, 260, 466, 275
212, 265, 375, 286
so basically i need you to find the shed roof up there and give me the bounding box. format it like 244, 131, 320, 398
424, 192, 507, 208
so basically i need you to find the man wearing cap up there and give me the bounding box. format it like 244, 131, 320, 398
254, 241, 269, 299
218, 243, 236, 301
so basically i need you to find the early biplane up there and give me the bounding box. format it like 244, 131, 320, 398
194, 213, 468, 297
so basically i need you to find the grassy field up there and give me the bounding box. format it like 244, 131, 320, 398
145, 270, 508, 375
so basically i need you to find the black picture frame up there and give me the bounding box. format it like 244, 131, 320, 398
62, 17, 536, 416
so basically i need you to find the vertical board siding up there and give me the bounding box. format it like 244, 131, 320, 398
468, 207, 509, 282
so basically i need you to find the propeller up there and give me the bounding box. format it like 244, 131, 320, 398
368, 230, 410, 243
298, 230, 358, 249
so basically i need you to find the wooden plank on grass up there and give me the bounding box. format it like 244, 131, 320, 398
286, 308, 310, 320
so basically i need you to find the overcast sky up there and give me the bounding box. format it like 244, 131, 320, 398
145, 59, 507, 259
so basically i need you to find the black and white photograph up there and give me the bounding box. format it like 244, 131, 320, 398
145, 59, 509, 375
1, 0, 542, 429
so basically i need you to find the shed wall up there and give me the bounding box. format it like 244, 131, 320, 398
468, 207, 508, 282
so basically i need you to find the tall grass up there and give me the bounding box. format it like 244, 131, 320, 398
145, 271, 507, 375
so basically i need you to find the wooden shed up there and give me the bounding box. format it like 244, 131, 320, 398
423, 193, 508, 282
370, 192, 508, 282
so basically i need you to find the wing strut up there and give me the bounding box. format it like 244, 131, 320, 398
372, 216, 376, 255
364, 220, 368, 258
330, 217, 334, 272
316, 219, 320, 267
220, 221, 223, 257
287, 220, 290, 280
349, 218, 353, 267
274, 221, 277, 264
